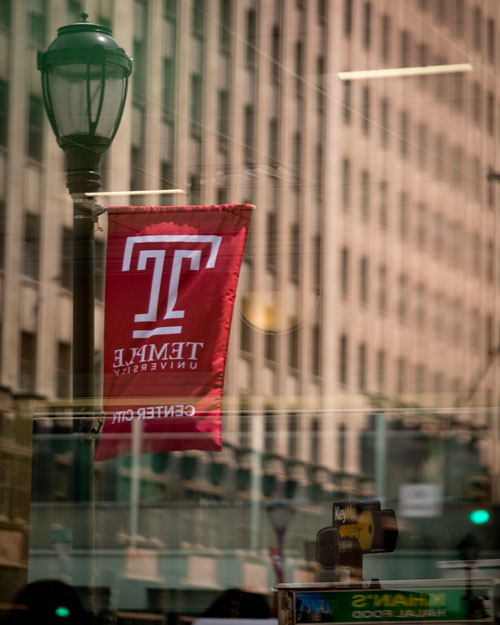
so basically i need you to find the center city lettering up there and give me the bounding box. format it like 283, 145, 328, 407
111, 404, 196, 424
122, 234, 222, 339
113, 341, 204, 376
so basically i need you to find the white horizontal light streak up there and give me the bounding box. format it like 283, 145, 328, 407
338, 63, 473, 81
84, 188, 185, 198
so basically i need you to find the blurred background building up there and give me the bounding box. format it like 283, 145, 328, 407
0, 0, 500, 619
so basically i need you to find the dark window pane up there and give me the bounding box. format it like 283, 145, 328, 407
27, 94, 43, 162
0, 80, 7, 147
23, 213, 40, 280
20, 332, 36, 392
60, 227, 72, 290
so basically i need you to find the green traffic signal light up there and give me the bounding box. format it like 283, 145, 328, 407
469, 509, 490, 525
54, 606, 71, 618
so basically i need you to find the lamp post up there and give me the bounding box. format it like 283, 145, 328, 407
37, 12, 132, 599
267, 499, 294, 583
457, 533, 481, 616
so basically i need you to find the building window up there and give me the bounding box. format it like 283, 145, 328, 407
164, 0, 177, 20
313, 233, 321, 288
472, 5, 482, 52
339, 334, 348, 386
264, 408, 274, 454
288, 326, 299, 369
217, 89, 229, 151
358, 343, 367, 391
317, 56, 325, 112
380, 98, 389, 147
379, 181, 388, 228
418, 122, 427, 169
342, 158, 351, 209
399, 192, 409, 239
56, 342, 71, 399
486, 315, 494, 353
310, 418, 320, 464
290, 223, 300, 281
487, 91, 494, 134
29, 0, 46, 46
188, 172, 201, 205
20, 332, 36, 392
453, 73, 464, 110
400, 110, 409, 158
0, 80, 7, 148
162, 56, 176, 123
295, 39, 303, 97
487, 240, 495, 283
133, 0, 147, 101
472, 81, 481, 125
60, 227, 72, 290
417, 202, 426, 249
27, 94, 44, 162
340, 247, 349, 297
192, 0, 204, 38
267, 118, 279, 169
380, 14, 390, 61
239, 398, 251, 448
397, 357, 406, 394
455, 0, 464, 37
246, 9, 256, 69
338, 424, 346, 470
264, 329, 276, 361
244, 105, 254, 165
452, 298, 462, 344
343, 0, 352, 37
23, 213, 40, 280
360, 256, 369, 305
433, 213, 443, 258
470, 308, 480, 351
416, 283, 426, 328
487, 18, 495, 63
271, 25, 280, 83
0, 0, 11, 28
418, 43, 429, 88
287, 412, 298, 458
362, 86, 370, 135
0, 202, 6, 269
376, 350, 385, 392
434, 291, 444, 335
362, 2, 372, 49
343, 81, 352, 124
377, 264, 387, 314
398, 274, 408, 321
312, 324, 321, 376
400, 30, 411, 67
266, 211, 277, 272
471, 232, 480, 275
361, 170, 370, 220
219, 0, 231, 53
190, 74, 203, 137
240, 311, 252, 354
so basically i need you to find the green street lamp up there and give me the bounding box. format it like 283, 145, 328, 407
267, 499, 294, 581
37, 12, 132, 194
37, 13, 132, 600
37, 12, 132, 432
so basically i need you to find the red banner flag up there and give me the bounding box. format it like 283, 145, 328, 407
94, 204, 252, 461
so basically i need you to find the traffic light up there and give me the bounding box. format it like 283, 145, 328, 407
5, 580, 86, 624
316, 500, 398, 571
466, 475, 491, 526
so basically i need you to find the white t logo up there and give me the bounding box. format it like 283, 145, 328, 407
122, 235, 222, 338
